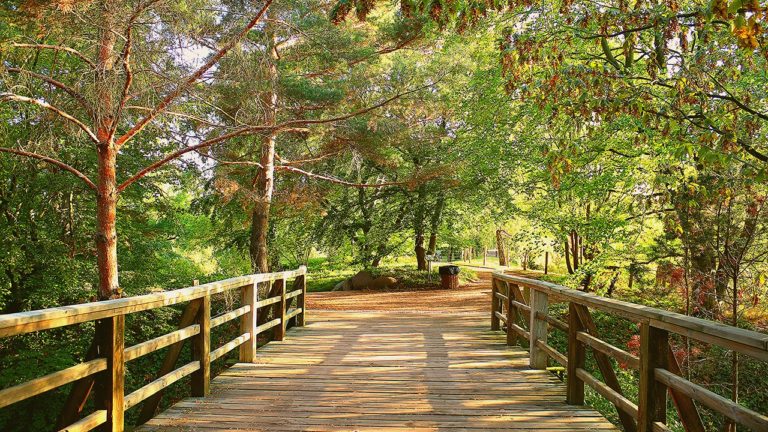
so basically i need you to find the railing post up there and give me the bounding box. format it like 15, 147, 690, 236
566, 302, 585, 405
191, 294, 210, 396
505, 282, 517, 346
274, 278, 286, 341
638, 323, 668, 432
529, 288, 549, 369
137, 299, 202, 424
240, 281, 258, 362
491, 278, 500, 331
94, 315, 125, 431
296, 271, 307, 327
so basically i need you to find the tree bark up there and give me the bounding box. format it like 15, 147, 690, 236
570, 230, 579, 271
427, 233, 437, 256
249, 131, 276, 273
427, 194, 444, 255
249, 18, 278, 273
94, 2, 120, 300
95, 142, 120, 299
564, 239, 574, 274
413, 185, 428, 270
496, 229, 508, 266
371, 243, 387, 268
415, 233, 427, 270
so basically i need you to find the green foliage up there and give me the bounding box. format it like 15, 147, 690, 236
2, 0, 768, 430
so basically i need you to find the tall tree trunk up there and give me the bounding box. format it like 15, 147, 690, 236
496, 229, 508, 266
570, 230, 580, 271
96, 143, 119, 299
689, 249, 716, 315
564, 239, 574, 274
427, 233, 437, 256
415, 233, 427, 270
249, 133, 276, 273
94, 3, 119, 300
371, 243, 387, 268
413, 186, 427, 270
249, 19, 278, 273
427, 194, 444, 255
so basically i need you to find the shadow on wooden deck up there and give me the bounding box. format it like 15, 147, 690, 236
139, 311, 616, 431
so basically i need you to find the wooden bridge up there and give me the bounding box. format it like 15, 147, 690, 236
0, 267, 767, 431
139, 310, 615, 431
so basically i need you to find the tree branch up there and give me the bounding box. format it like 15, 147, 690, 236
125, 105, 226, 127
0, 147, 96, 190
111, 28, 134, 139
216, 160, 263, 168
625, 208, 675, 221
115, 0, 274, 148
304, 36, 418, 78
128, 0, 166, 24
3, 67, 93, 114
276, 165, 410, 188
1, 93, 99, 143
707, 74, 768, 122
282, 150, 341, 166
273, 83, 429, 129
117, 85, 428, 192
12, 43, 96, 69
116, 127, 262, 192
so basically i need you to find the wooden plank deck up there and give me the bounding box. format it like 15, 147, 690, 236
140, 311, 617, 431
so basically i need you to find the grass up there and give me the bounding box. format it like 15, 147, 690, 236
305, 256, 478, 293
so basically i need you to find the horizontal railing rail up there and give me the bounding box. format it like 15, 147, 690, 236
491, 271, 768, 432
0, 266, 307, 432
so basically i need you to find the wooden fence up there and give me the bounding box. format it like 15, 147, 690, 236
491, 272, 768, 432
0, 266, 307, 432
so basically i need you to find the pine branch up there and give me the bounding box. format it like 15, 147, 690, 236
0, 147, 96, 190
115, 0, 274, 147
276, 165, 409, 188
12, 43, 96, 69
3, 67, 93, 115
0, 93, 99, 143
304, 36, 418, 78
116, 127, 260, 192
281, 150, 341, 166
111, 28, 134, 139
117, 84, 429, 192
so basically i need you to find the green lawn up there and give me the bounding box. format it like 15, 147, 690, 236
305, 256, 478, 292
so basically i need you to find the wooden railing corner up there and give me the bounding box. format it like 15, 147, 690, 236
0, 266, 310, 432
489, 271, 768, 432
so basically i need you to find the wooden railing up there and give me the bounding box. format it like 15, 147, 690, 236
0, 266, 307, 432
491, 272, 768, 432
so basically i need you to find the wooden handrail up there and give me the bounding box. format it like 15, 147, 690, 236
491, 272, 768, 432
0, 268, 305, 338
494, 272, 768, 356
0, 266, 308, 432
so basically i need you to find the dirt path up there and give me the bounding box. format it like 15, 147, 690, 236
306, 270, 495, 313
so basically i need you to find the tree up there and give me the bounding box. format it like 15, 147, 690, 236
1, 0, 277, 298
198, 0, 436, 272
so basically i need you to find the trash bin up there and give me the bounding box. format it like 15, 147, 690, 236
438, 265, 460, 289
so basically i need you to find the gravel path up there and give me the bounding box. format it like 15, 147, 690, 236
306, 270, 494, 313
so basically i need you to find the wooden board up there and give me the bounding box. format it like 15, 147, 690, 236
139, 311, 617, 431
